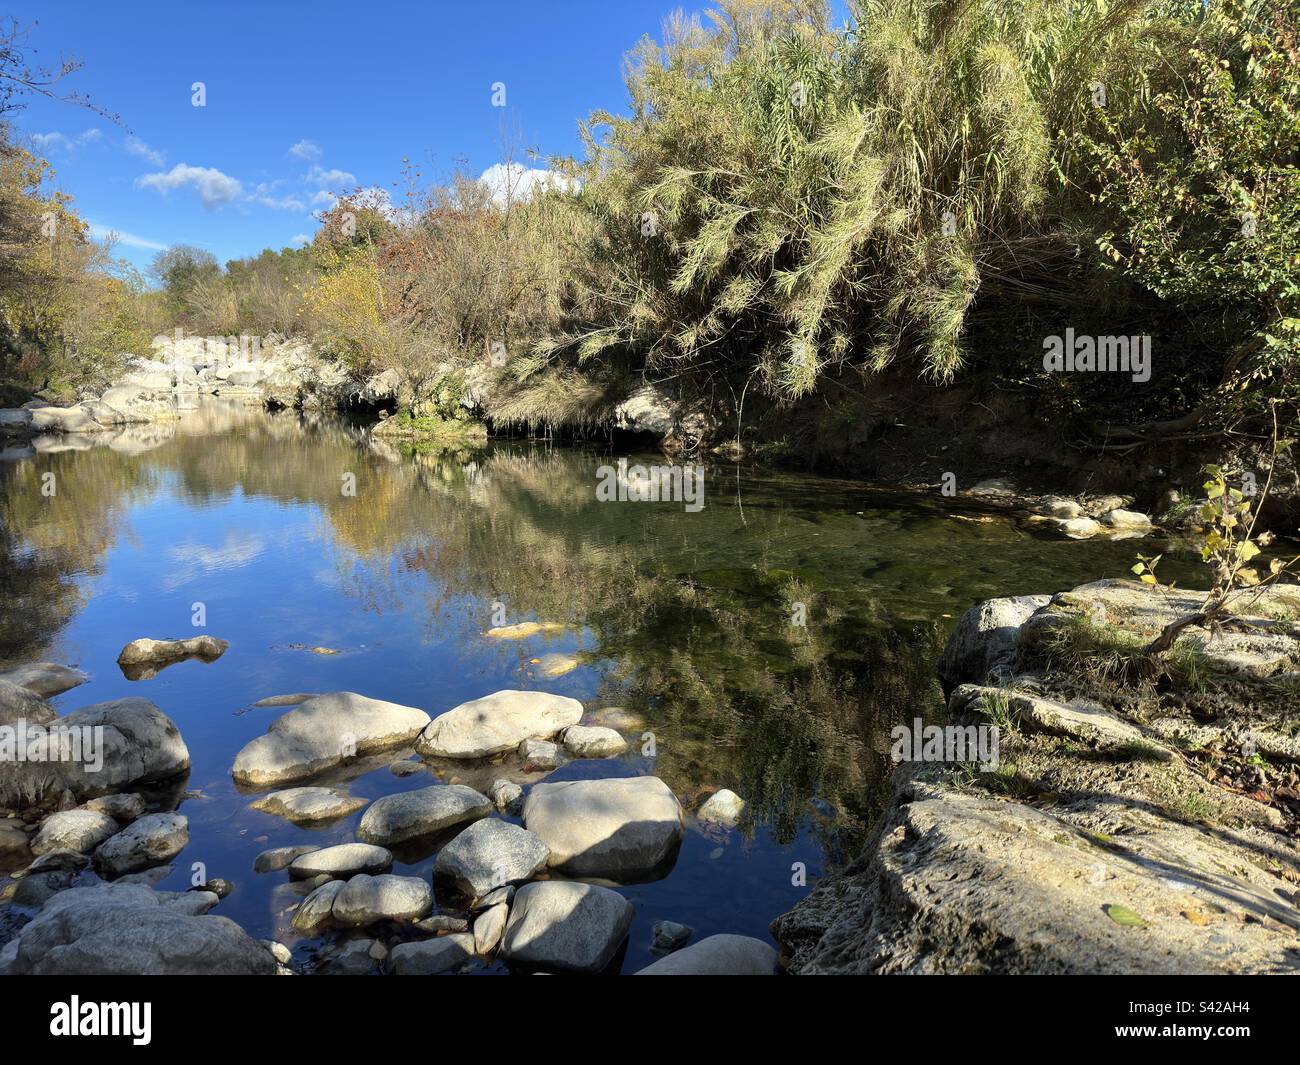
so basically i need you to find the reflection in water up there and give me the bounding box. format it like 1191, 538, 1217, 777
0, 402, 1216, 967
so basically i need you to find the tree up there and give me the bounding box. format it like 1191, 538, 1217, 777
149, 245, 221, 320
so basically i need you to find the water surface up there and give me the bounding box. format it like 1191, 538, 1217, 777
0, 401, 1217, 972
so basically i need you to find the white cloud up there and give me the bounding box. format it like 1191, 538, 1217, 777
248, 181, 305, 212
289, 139, 321, 161
478, 163, 578, 207
310, 189, 337, 209
290, 233, 310, 247
124, 136, 166, 167
87, 223, 168, 251
307, 164, 356, 188
137, 163, 243, 210
30, 128, 102, 153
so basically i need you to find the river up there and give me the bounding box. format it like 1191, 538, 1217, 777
0, 399, 1216, 972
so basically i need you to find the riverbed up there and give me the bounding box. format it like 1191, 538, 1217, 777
0, 400, 1218, 972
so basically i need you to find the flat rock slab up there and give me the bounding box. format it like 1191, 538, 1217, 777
288, 843, 392, 880
0, 883, 277, 975
484, 622, 567, 640
635, 934, 777, 975
330, 873, 433, 926
357, 784, 491, 846
417, 689, 583, 759
523, 776, 683, 881
231, 692, 431, 787
32, 809, 119, 855
389, 933, 474, 974
0, 697, 190, 812
92, 813, 189, 876
773, 782, 1300, 974
250, 787, 366, 825
433, 818, 550, 898
501, 880, 634, 974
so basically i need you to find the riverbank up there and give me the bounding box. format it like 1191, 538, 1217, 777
5, 332, 1298, 536
772, 579, 1300, 973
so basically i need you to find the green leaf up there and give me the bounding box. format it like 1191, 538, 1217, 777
1105, 904, 1150, 929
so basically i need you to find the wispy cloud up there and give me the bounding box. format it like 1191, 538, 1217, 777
306, 164, 356, 189
137, 163, 243, 210
87, 223, 168, 251
30, 128, 102, 153
289, 139, 321, 161
249, 181, 305, 212
290, 233, 310, 247
124, 135, 166, 167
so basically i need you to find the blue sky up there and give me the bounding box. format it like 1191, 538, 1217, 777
6, 0, 705, 272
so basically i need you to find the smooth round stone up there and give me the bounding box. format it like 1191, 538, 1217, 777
250, 786, 367, 824
356, 785, 491, 846
523, 776, 683, 881
417, 690, 583, 759
501, 881, 634, 975
330, 873, 433, 926
288, 843, 392, 880
433, 818, 549, 898
291, 879, 345, 933
634, 934, 778, 975
696, 788, 746, 827
473, 902, 509, 954
254, 845, 319, 874
92, 813, 189, 876
389, 933, 474, 974
561, 725, 628, 758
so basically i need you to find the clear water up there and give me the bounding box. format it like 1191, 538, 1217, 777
0, 400, 1218, 972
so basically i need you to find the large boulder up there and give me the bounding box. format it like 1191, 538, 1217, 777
29, 406, 104, 433
500, 881, 634, 974
0, 697, 190, 810
432, 818, 549, 898
772, 781, 1300, 974
356, 784, 491, 846
522, 776, 683, 881
0, 883, 277, 974
231, 692, 430, 787
93, 812, 189, 876
935, 594, 1049, 692
634, 934, 778, 975
417, 689, 583, 759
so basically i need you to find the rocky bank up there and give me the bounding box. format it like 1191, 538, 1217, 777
773, 578, 1300, 974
